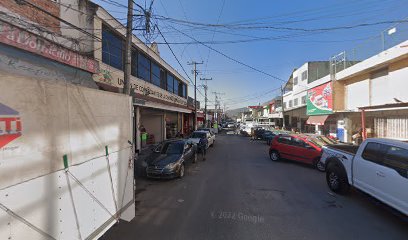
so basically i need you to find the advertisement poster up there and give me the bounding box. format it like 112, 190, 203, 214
307, 82, 333, 115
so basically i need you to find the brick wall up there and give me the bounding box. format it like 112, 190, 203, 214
0, 0, 60, 33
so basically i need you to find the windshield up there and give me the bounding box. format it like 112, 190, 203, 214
191, 132, 206, 139
319, 136, 337, 144
307, 137, 326, 148
161, 142, 184, 155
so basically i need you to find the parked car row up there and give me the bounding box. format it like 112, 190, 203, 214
143, 129, 216, 179
266, 133, 408, 216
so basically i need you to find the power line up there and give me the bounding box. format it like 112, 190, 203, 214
203, 0, 226, 76
167, 25, 287, 83
156, 25, 205, 98
158, 15, 408, 32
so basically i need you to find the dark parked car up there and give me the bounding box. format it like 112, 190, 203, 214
146, 140, 197, 179
262, 130, 276, 145
253, 128, 266, 139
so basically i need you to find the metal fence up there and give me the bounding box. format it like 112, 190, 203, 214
330, 21, 408, 77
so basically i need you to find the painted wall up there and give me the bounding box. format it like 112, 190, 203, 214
341, 56, 408, 111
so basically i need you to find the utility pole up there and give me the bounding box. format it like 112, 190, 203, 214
281, 85, 286, 129
200, 77, 212, 127
187, 61, 203, 130
123, 0, 133, 95
212, 92, 225, 124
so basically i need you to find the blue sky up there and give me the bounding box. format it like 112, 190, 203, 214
94, 0, 408, 109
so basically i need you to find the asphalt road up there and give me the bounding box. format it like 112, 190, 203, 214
101, 132, 408, 240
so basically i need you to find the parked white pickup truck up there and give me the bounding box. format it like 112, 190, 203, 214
321, 138, 408, 215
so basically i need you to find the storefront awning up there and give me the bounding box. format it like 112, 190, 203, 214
306, 115, 329, 125
135, 100, 192, 114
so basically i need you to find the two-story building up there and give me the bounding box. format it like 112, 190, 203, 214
90, 2, 192, 149
283, 61, 330, 132
331, 40, 408, 142
0, 0, 194, 151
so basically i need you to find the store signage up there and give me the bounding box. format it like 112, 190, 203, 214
0, 21, 98, 73
94, 63, 188, 107
0, 102, 22, 149
307, 82, 333, 115
133, 97, 146, 105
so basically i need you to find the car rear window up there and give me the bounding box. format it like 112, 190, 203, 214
384, 146, 408, 178
361, 142, 384, 164
191, 132, 206, 139
277, 136, 292, 145
162, 142, 184, 154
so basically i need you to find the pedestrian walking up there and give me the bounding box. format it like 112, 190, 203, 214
250, 127, 256, 142
198, 134, 208, 160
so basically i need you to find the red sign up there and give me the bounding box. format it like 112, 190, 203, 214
307, 82, 333, 115
0, 103, 22, 149
0, 21, 98, 73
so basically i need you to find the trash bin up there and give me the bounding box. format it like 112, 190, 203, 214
141, 133, 148, 148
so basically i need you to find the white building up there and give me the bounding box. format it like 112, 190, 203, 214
283, 61, 330, 131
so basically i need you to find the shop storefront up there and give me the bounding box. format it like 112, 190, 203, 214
134, 95, 191, 149
165, 111, 180, 139
359, 103, 408, 141
284, 106, 307, 132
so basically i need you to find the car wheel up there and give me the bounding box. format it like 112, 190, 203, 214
326, 164, 349, 194
178, 164, 185, 178
315, 159, 326, 172
269, 150, 280, 161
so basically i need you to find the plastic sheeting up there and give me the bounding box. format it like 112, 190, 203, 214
0, 74, 134, 240
0, 73, 132, 190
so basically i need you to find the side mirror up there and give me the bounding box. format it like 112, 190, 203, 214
152, 145, 161, 153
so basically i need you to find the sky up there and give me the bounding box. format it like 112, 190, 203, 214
93, 0, 408, 110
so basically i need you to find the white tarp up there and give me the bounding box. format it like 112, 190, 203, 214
0, 74, 132, 189
0, 74, 134, 240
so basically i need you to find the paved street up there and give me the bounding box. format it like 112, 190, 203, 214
101, 133, 408, 240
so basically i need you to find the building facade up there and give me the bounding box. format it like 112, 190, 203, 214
0, 0, 194, 152
283, 61, 330, 132
91, 3, 192, 150
331, 40, 408, 142
0, 0, 98, 88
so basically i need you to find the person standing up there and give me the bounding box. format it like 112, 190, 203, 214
250, 127, 256, 142
198, 134, 208, 160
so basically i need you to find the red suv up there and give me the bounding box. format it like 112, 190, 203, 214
269, 134, 325, 171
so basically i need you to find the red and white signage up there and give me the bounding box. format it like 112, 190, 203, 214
0, 21, 98, 73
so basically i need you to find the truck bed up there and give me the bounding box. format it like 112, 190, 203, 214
327, 144, 359, 155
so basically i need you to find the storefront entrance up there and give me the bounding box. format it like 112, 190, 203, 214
165, 111, 179, 139
140, 108, 164, 146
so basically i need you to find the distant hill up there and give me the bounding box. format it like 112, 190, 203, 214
225, 107, 250, 119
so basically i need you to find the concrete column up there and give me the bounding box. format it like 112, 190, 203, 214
135, 106, 141, 151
